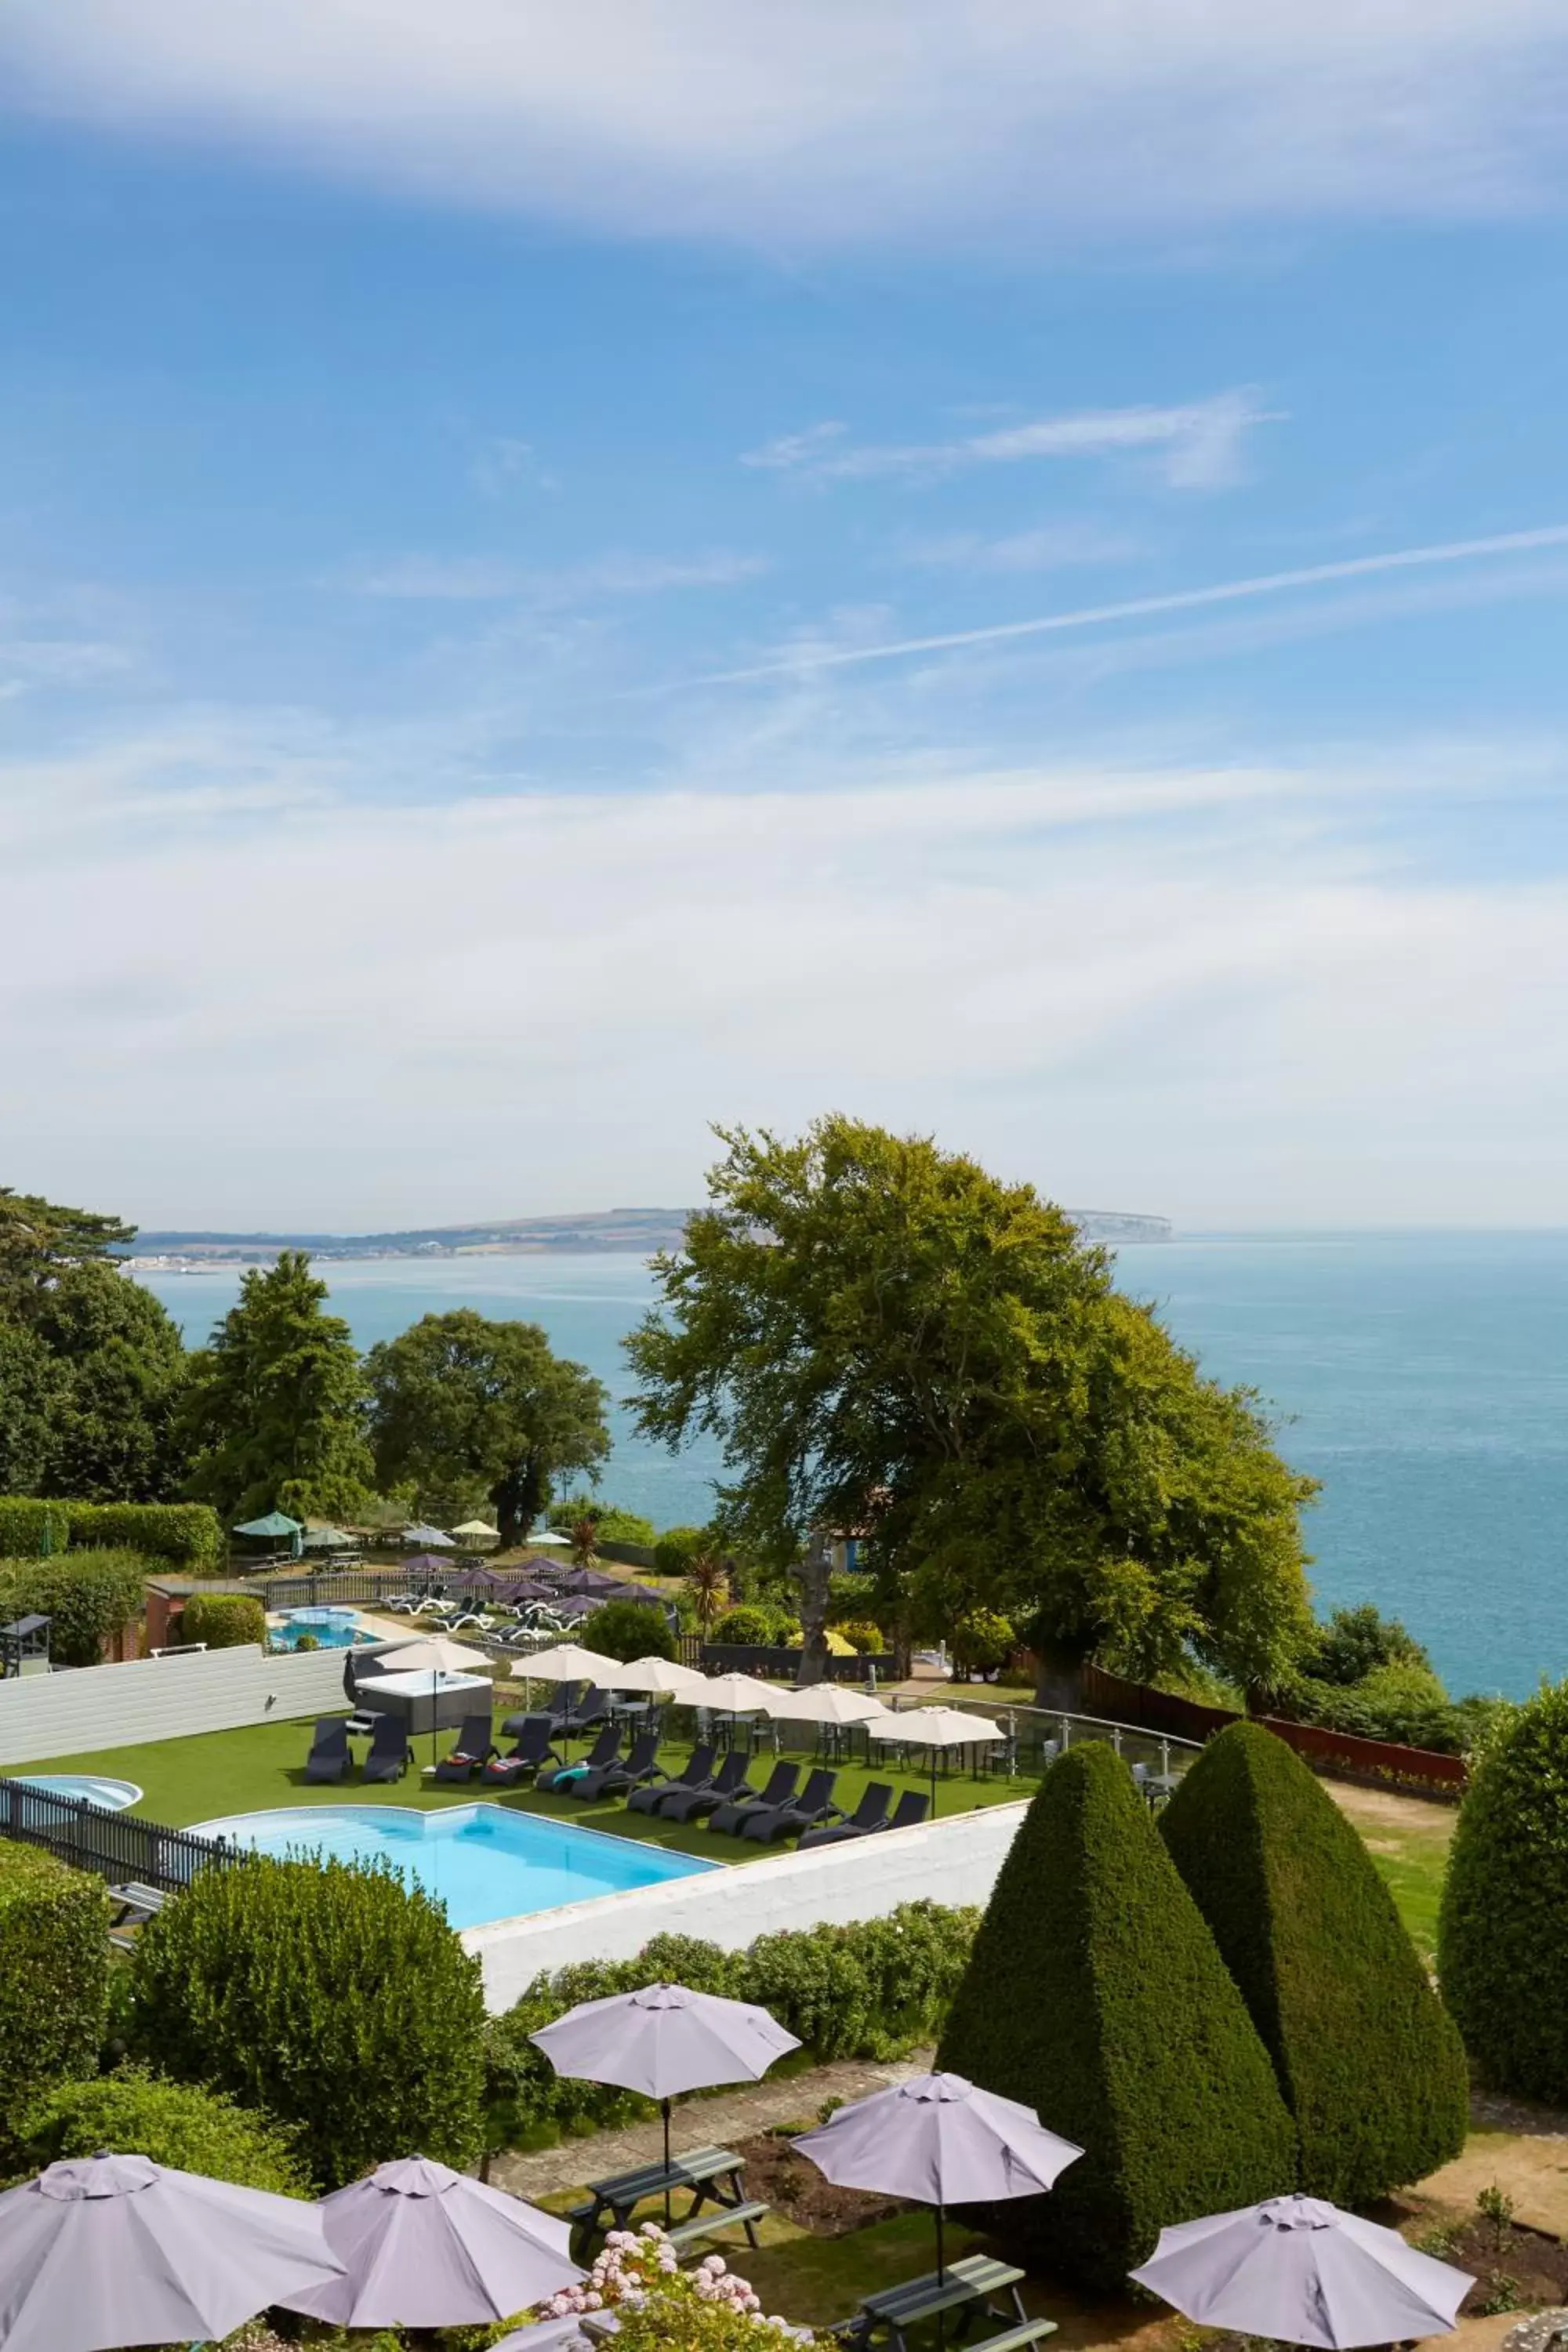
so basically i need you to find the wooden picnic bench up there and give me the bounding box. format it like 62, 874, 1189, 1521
833, 2253, 1051, 2352
566, 2143, 765, 2259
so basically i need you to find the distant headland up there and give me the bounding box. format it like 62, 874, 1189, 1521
124, 1203, 1171, 1268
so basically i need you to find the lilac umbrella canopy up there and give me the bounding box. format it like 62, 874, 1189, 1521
793, 2071, 1082, 2280
281, 2154, 583, 2329
1129, 2194, 1475, 2349
0, 2150, 343, 2352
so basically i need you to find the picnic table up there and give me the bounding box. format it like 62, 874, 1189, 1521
567, 2143, 767, 2260
835, 2253, 1054, 2352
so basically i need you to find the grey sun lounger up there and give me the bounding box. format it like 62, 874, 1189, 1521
627, 1743, 716, 1817
572, 1728, 661, 1801
304, 1719, 351, 1784
739, 1767, 839, 1842
797, 1782, 895, 1847
482, 1719, 561, 1784
704, 1759, 801, 1835
361, 1716, 412, 1784
659, 1748, 753, 1824
539, 1725, 620, 1794
433, 1714, 499, 1783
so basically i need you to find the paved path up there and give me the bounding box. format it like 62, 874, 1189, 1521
489, 2051, 931, 2200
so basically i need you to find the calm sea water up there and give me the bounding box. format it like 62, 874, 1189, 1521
136, 1234, 1568, 1700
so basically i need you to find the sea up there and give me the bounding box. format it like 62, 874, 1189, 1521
134, 1232, 1568, 1702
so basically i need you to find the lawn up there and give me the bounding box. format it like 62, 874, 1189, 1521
1326, 1781, 1456, 1964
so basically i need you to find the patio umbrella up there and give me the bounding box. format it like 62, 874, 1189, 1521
525, 1528, 572, 1546
376, 1635, 487, 1676
0, 2149, 343, 2352
300, 1524, 356, 1552
697, 1672, 778, 1714
793, 2071, 1081, 2286
452, 1519, 502, 1543
606, 1654, 711, 1697
531, 1983, 800, 2207
509, 1642, 621, 1684
874, 1704, 1005, 1815
1129, 2194, 1475, 2349
234, 1511, 303, 1539
281, 2154, 582, 2330
768, 1685, 893, 1728
403, 1523, 456, 1548
357, 1653, 492, 1767
401, 1552, 455, 1584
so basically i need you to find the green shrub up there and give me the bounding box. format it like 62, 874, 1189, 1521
125, 1854, 486, 2188
0, 1548, 147, 1667
0, 1845, 109, 2121
295, 1632, 321, 1651
67, 1501, 223, 1573
837, 1621, 886, 1655
652, 1526, 706, 1579
13, 2066, 307, 2194
949, 1610, 1016, 1678
710, 1604, 784, 1647
590, 1598, 676, 1662
181, 1592, 267, 1650
548, 1497, 656, 1546
0, 1501, 71, 1557
1439, 1680, 1568, 2100
937, 1742, 1294, 2287
1304, 1603, 1433, 1686
1160, 1722, 1468, 2201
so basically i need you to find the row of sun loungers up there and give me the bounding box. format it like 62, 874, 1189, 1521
303, 1716, 411, 1782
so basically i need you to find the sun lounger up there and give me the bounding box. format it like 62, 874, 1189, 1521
482, 1719, 560, 1784
797, 1782, 894, 1847
661, 1748, 754, 1824
626, 1743, 716, 1817
566, 1684, 611, 1733
572, 1728, 661, 1801
361, 1715, 412, 1784
702, 1760, 801, 1834
739, 1768, 839, 1842
539, 1725, 620, 1794
432, 1713, 499, 1783
304, 1719, 351, 1784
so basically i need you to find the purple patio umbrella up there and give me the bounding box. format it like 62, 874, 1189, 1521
0, 2150, 343, 2352
793, 2071, 1082, 2285
1129, 2194, 1475, 2349
281, 2154, 583, 2330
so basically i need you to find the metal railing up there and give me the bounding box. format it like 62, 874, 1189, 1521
0, 1775, 235, 1894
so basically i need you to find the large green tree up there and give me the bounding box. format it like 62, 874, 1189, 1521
179, 1251, 374, 1524
0, 1186, 136, 1315
627, 1118, 1315, 1697
365, 1309, 609, 1546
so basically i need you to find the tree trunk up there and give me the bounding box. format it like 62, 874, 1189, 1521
492, 1457, 548, 1551
1029, 1632, 1093, 1715
795, 1534, 833, 1686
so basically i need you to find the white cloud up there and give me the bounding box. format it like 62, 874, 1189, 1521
5, 2, 1566, 244
344, 550, 768, 601
902, 524, 1149, 574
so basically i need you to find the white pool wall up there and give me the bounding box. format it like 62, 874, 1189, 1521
463, 1800, 1028, 2010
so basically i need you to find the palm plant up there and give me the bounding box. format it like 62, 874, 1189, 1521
569, 1514, 599, 1570
684, 1548, 730, 1635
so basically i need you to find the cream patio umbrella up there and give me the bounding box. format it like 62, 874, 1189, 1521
376, 1635, 488, 1677
602, 1654, 712, 1697
873, 1704, 1006, 1815
767, 1685, 895, 1728
507, 1642, 621, 1685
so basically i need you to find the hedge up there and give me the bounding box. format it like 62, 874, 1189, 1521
0, 1499, 221, 1573
485, 1904, 978, 2147
1160, 1722, 1468, 2202
0, 1549, 148, 1668
1439, 1679, 1568, 2100
180, 1592, 267, 1650
0, 1845, 109, 2122
13, 2067, 308, 2195
652, 1526, 706, 1579
589, 1599, 676, 1663
0, 1501, 71, 1558
126, 1853, 487, 2188
936, 1742, 1295, 2287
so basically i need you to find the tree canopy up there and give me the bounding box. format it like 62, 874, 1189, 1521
178, 1251, 374, 1524
627, 1117, 1315, 1698
365, 1308, 609, 1547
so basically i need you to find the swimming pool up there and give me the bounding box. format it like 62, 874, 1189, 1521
16, 1775, 143, 1811
188, 1802, 718, 1929
267, 1606, 378, 1653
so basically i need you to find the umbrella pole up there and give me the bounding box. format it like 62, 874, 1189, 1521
935, 2204, 946, 2352
663, 2097, 673, 2227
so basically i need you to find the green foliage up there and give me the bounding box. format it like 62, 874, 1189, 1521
0, 1499, 70, 1556
295, 1631, 321, 1651
179, 1253, 375, 1526
590, 1597, 676, 1661
181, 1592, 267, 1650
937, 1741, 1295, 2287
0, 1845, 109, 2121
837, 1620, 886, 1654
1439, 1679, 1568, 2100
949, 1609, 1016, 1678
710, 1603, 787, 1646
1160, 1723, 1468, 2201
0, 1186, 134, 1306
652, 1525, 706, 1577
67, 1501, 223, 1573
548, 1494, 655, 1545
1305, 1603, 1433, 1686
366, 1311, 610, 1550
125, 1853, 487, 2187
627, 1117, 1316, 1705
13, 2066, 307, 2194
1282, 1661, 1498, 1756
0, 1548, 147, 1667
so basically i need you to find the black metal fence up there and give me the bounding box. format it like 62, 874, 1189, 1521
699, 1642, 899, 1682
0, 1775, 234, 1894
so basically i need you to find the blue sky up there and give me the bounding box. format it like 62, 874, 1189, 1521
5, 4, 1568, 1229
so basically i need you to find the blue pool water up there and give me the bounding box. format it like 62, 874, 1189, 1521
18, 1775, 142, 1810
190, 1802, 717, 1929
268, 1608, 378, 1653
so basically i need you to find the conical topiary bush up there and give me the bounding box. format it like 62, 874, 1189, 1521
1160, 1722, 1468, 2203
1439, 1679, 1568, 2103
935, 1740, 1295, 2287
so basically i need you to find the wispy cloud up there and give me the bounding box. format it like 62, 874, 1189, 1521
901, 522, 1149, 575
471, 437, 551, 498
345, 550, 768, 602
743, 392, 1272, 492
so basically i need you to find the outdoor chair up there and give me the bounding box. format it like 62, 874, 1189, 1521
304, 1719, 352, 1784
797, 1782, 894, 1848
565, 1685, 611, 1732
738, 1767, 839, 1843
626, 1743, 716, 1817
882, 1790, 930, 1831
539, 1725, 620, 1794
482, 1719, 560, 1785
361, 1715, 412, 1784
543, 1682, 581, 1726
432, 1714, 499, 1783
702, 1759, 801, 1834
661, 1748, 753, 1824
572, 1728, 661, 1801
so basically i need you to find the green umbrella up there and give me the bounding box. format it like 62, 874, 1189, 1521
233, 1512, 304, 1540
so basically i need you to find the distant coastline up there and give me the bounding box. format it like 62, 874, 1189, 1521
123, 1203, 1172, 1269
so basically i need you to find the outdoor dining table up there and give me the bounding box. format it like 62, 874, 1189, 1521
836, 2252, 1047, 2352
568, 2143, 761, 2259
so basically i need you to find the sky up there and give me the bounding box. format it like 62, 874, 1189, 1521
4, 2, 1568, 1232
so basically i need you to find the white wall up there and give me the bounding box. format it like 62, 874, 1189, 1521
0, 1644, 350, 1767
463, 1802, 1028, 2010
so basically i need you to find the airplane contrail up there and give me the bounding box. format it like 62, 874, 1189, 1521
684, 521, 1568, 686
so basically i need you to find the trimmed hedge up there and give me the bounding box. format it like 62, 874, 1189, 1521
68, 1501, 223, 1573
936, 1742, 1295, 2287
180, 1592, 267, 1650
126, 1853, 487, 2188
0, 1845, 109, 2120
0, 1549, 147, 1668
1439, 1679, 1568, 2100
1160, 1722, 1468, 2201
13, 2067, 307, 2195
0, 1501, 70, 1558
590, 1598, 676, 1662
